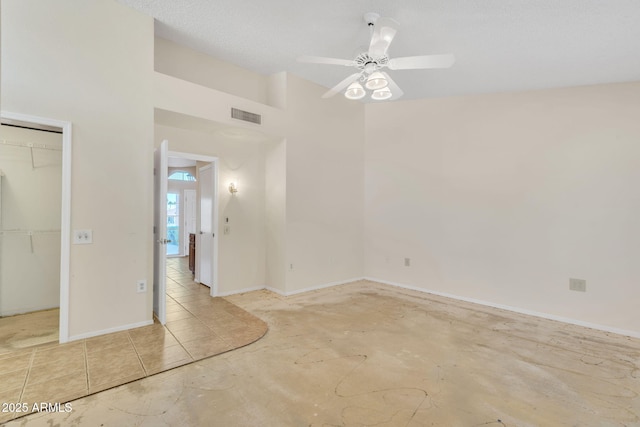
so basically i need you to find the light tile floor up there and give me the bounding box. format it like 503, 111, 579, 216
0, 309, 59, 354
0, 257, 267, 424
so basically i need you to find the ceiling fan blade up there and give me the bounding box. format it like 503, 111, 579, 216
297, 56, 354, 66
387, 54, 456, 70
368, 17, 398, 58
321, 73, 361, 98
381, 72, 404, 100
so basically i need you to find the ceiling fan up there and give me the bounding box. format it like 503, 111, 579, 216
298, 12, 455, 101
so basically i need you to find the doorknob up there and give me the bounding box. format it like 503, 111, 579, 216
156, 238, 172, 244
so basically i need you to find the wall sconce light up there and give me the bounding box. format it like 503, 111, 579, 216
228, 181, 238, 194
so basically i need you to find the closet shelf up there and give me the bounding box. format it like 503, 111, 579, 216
0, 229, 61, 235
0, 139, 63, 151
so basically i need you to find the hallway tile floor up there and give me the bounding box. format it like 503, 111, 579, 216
0, 257, 267, 423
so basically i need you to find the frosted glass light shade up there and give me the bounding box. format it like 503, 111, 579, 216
345, 82, 366, 100
371, 87, 392, 100
365, 72, 388, 90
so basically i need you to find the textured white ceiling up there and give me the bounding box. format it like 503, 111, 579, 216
119, 0, 640, 101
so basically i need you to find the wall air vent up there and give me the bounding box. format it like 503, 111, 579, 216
231, 108, 261, 125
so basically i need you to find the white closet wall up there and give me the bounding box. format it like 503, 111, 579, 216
0, 125, 62, 316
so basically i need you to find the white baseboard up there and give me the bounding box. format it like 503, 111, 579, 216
68, 319, 154, 342
365, 276, 640, 339
265, 286, 286, 296
267, 277, 365, 297
218, 285, 266, 297
0, 304, 60, 317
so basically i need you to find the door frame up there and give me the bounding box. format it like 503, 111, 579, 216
1, 111, 72, 343
166, 150, 219, 298
183, 188, 197, 256
153, 140, 169, 324
197, 163, 214, 290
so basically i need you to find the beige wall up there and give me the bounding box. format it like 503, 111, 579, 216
1, 0, 154, 338
153, 61, 286, 295
154, 69, 366, 296
265, 139, 287, 293
154, 72, 286, 138
0, 125, 62, 315
284, 74, 365, 294
364, 82, 640, 335
5, 0, 638, 340
155, 37, 270, 106
155, 124, 268, 295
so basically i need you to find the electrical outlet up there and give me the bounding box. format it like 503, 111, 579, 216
136, 280, 147, 293
289, 263, 294, 271
569, 278, 586, 292
73, 229, 93, 244
404, 258, 411, 267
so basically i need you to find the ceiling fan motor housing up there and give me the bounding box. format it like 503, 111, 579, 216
355, 52, 388, 74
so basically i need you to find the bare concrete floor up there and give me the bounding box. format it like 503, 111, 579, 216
7, 280, 640, 426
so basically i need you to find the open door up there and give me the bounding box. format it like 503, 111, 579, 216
153, 140, 168, 324
198, 163, 214, 290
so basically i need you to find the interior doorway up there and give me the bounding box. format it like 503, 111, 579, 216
153, 143, 218, 325
166, 165, 198, 257
166, 192, 180, 256
0, 111, 72, 344
184, 189, 197, 256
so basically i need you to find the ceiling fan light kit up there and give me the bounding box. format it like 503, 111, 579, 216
298, 12, 455, 102
365, 71, 388, 90
345, 82, 366, 100
371, 87, 392, 100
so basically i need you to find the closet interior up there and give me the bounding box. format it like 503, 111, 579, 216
0, 122, 63, 351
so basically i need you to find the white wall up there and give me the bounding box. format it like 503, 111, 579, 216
1, 0, 154, 338
364, 82, 640, 335
0, 125, 62, 315
284, 74, 365, 294
155, 124, 268, 295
